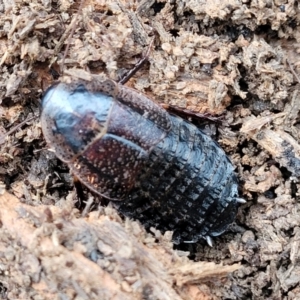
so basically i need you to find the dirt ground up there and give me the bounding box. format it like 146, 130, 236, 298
0, 0, 300, 299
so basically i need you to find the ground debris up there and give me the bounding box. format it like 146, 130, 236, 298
0, 192, 238, 299
1, 0, 300, 298
241, 114, 300, 177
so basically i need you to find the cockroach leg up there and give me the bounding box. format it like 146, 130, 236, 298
74, 175, 109, 209
81, 195, 95, 217
73, 175, 85, 208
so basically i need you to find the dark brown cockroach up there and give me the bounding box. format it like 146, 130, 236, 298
41, 75, 244, 245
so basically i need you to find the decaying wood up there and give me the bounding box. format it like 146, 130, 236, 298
0, 191, 239, 299
1, 0, 300, 298
241, 114, 300, 177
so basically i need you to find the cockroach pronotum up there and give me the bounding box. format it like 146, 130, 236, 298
41, 73, 245, 245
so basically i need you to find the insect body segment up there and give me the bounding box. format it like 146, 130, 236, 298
115, 113, 239, 244
42, 79, 170, 200
41, 77, 240, 244
41, 83, 113, 161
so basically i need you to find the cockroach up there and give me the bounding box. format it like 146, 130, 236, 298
41, 73, 245, 245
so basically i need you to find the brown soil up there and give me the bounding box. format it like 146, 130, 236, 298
0, 0, 300, 299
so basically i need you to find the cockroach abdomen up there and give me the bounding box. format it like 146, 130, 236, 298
41, 77, 241, 243
114, 114, 240, 244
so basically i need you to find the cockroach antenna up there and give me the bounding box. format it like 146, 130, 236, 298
287, 59, 300, 84
60, 0, 85, 75
118, 37, 155, 85
0, 115, 36, 145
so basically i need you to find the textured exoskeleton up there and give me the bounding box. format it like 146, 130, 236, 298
41, 76, 240, 244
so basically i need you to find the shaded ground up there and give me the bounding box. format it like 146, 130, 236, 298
0, 0, 300, 299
